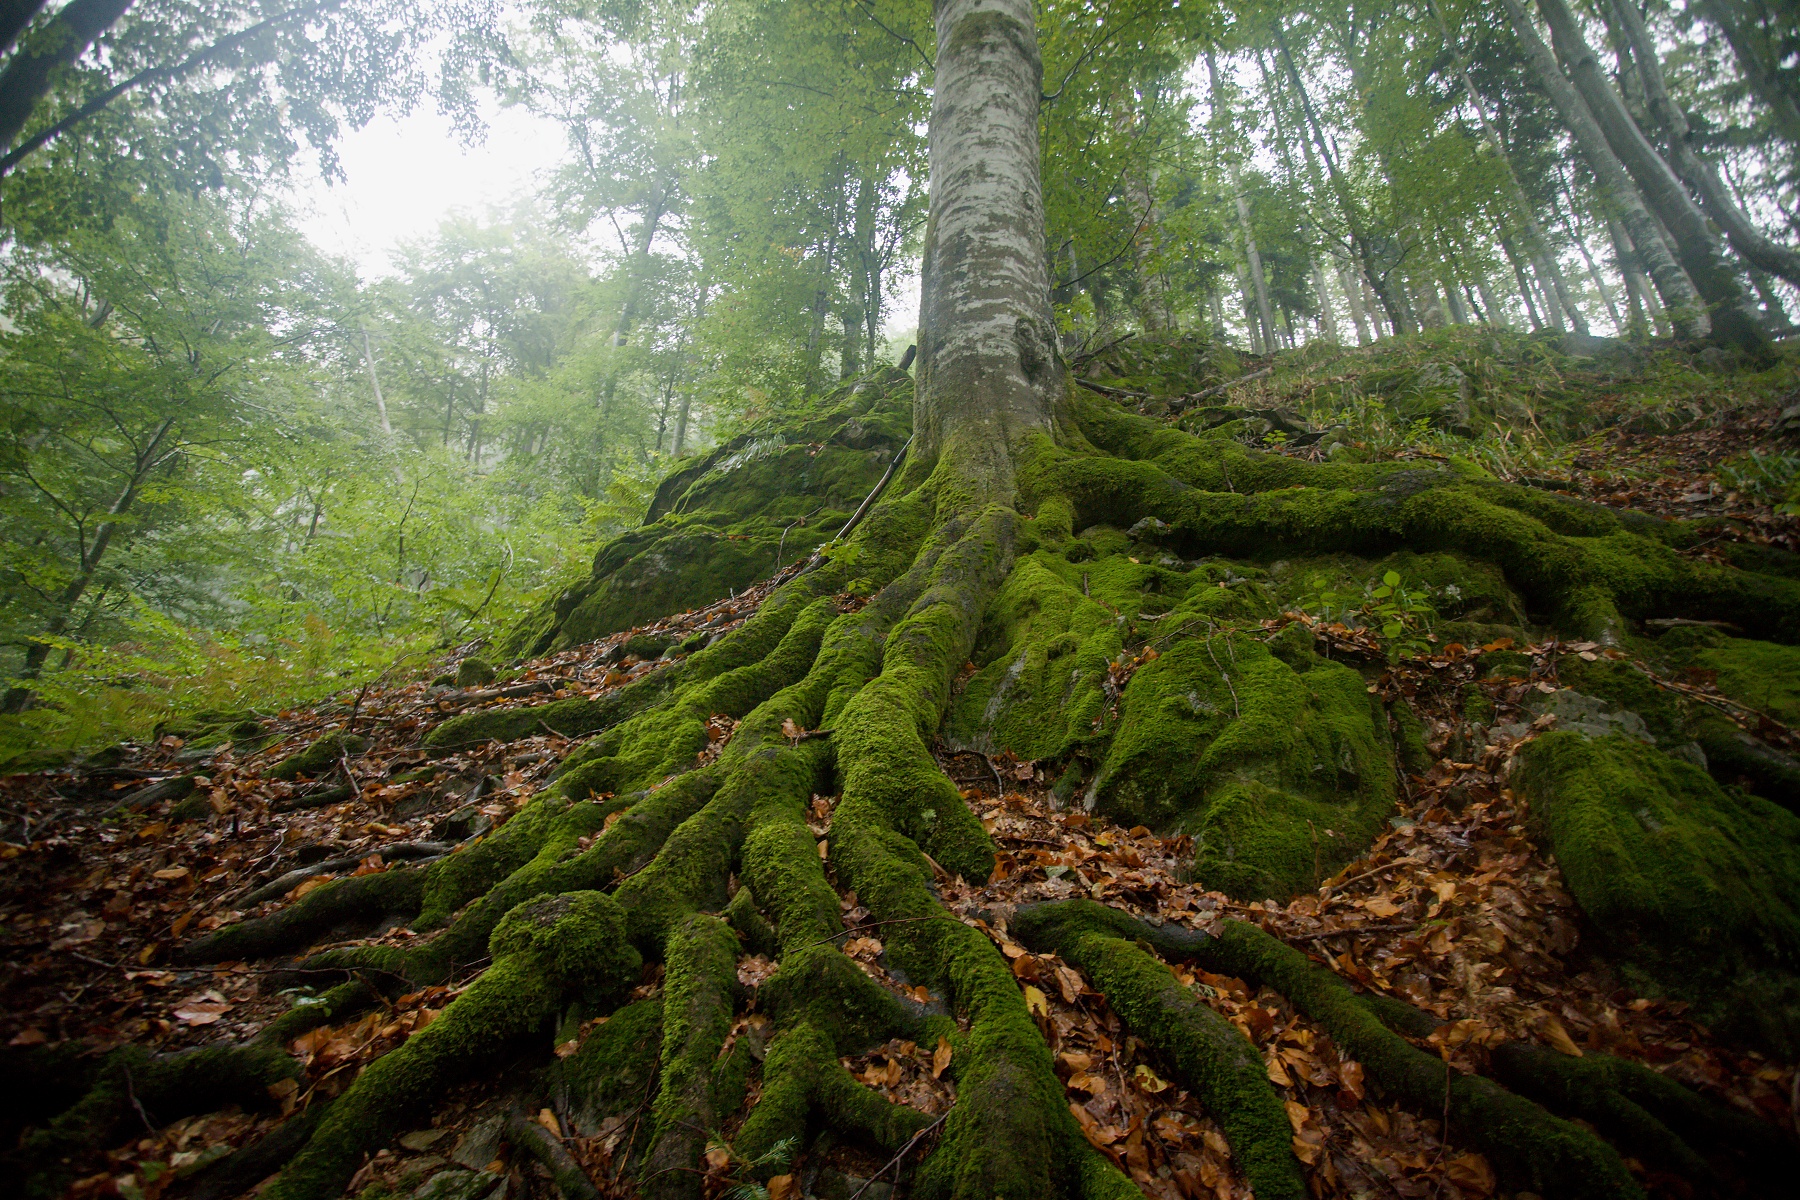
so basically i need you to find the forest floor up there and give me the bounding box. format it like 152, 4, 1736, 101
5, 389, 1800, 1200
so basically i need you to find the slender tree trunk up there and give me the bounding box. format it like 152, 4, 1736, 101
915, 0, 1060, 500
1270, 28, 1408, 334
806, 161, 849, 385
1, 415, 175, 713
1312, 260, 1341, 341
1496, 0, 1712, 340
361, 326, 392, 437
1694, 0, 1800, 151
1475, 270, 1509, 328
1605, 211, 1659, 337
1531, 249, 1570, 331
600, 179, 673, 412
1530, 0, 1765, 348
1608, 0, 1800, 287
1338, 255, 1372, 343
1207, 52, 1276, 352
1501, 233, 1546, 329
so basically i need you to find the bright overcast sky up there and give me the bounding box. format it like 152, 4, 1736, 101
288, 96, 568, 280
287, 92, 922, 339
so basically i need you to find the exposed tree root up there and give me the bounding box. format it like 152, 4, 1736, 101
90, 374, 1800, 1200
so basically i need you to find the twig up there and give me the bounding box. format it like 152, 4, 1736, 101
848, 1108, 952, 1199
121, 1063, 156, 1132
1166, 365, 1276, 414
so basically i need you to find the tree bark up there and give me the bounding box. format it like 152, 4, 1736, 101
1694, 0, 1800, 152
1530, 0, 1766, 349
1496, 0, 1711, 340
0, 0, 133, 155
914, 0, 1061, 501
0, 0, 48, 58
1, 414, 175, 713
1606, 0, 1800, 288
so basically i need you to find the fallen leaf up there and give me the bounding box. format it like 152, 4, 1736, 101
537, 1108, 561, 1137
1542, 1014, 1584, 1058
8, 1029, 47, 1047
153, 866, 190, 882
1363, 894, 1402, 918
1067, 1071, 1109, 1094
398, 1128, 448, 1151
1023, 985, 1050, 1018
1446, 1152, 1497, 1197
932, 1036, 952, 1079
767, 1176, 798, 1200
1133, 1064, 1170, 1093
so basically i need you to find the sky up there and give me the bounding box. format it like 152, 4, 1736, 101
286, 95, 923, 341
288, 98, 569, 280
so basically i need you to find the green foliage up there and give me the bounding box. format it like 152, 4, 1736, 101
1300, 569, 1439, 658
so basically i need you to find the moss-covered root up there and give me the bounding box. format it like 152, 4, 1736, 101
184, 1099, 334, 1200
1011, 901, 1306, 1200
552, 998, 665, 1142
266, 731, 368, 781
17, 1042, 300, 1198
639, 913, 739, 1200
1490, 1042, 1796, 1189
733, 1021, 933, 1174
507, 1108, 603, 1200
176, 865, 425, 967
262, 892, 640, 1200
1198, 919, 1641, 1200
257, 979, 378, 1046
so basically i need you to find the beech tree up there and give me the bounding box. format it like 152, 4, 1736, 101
20, 4, 1784, 1200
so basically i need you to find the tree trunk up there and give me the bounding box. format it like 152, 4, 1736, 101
914, 0, 1061, 501
1, 414, 175, 714
1313, 260, 1341, 341
1606, 211, 1661, 337
1606, 0, 1800, 288
1531, 0, 1766, 349
0, 0, 133, 155
600, 179, 673, 413
1338, 254, 1373, 343
0, 0, 49, 59
1496, 0, 1712, 341
1694, 0, 1800, 152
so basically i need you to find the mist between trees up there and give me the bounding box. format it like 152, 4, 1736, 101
2, 0, 1799, 760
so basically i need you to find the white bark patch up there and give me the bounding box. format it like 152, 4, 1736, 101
916, 0, 1062, 492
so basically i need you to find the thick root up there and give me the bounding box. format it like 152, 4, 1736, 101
639, 913, 738, 1200
507, 1107, 603, 1200
177, 866, 425, 966
13, 1042, 299, 1199
1012, 900, 1307, 1200
263, 892, 640, 1200
1490, 1042, 1795, 1188
1196, 918, 1642, 1200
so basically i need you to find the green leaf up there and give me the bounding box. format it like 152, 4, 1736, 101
1382, 622, 1403, 639
1383, 570, 1402, 587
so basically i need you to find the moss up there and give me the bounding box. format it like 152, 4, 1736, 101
1512, 731, 1800, 1052
552, 998, 664, 1136
1096, 631, 1395, 899
724, 885, 779, 957
266, 732, 369, 781
454, 658, 496, 687
264, 891, 639, 1200
1490, 1043, 1791, 1187
20, 1043, 300, 1198
733, 1021, 932, 1175
1196, 919, 1641, 1199
510, 370, 913, 655
178, 866, 425, 967
257, 979, 378, 1046
640, 914, 739, 1199
1010, 901, 1305, 1200
761, 944, 921, 1052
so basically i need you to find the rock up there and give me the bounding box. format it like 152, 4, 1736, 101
399, 1128, 451, 1151
454, 658, 496, 687
413, 1168, 504, 1200
450, 1116, 506, 1170
1127, 516, 1171, 540
1530, 689, 1655, 744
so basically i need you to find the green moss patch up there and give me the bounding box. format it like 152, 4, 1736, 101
1096, 631, 1395, 899
1513, 731, 1800, 1053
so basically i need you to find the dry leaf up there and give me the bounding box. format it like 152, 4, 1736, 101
1023, 985, 1050, 1018
536, 1108, 561, 1137
1133, 1064, 1170, 1093
1067, 1071, 1109, 1094
1446, 1152, 1497, 1197
1542, 1014, 1584, 1058
932, 1036, 952, 1079
767, 1176, 798, 1200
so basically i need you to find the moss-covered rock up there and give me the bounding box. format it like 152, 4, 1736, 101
453, 658, 496, 687
265, 731, 369, 781
1512, 731, 1800, 1053
506, 368, 913, 657
1096, 630, 1395, 899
